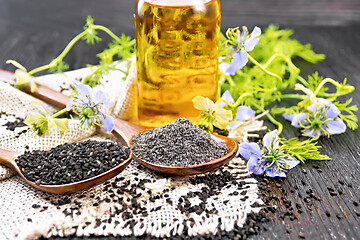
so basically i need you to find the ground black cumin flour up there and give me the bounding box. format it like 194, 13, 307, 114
16, 140, 130, 185
131, 118, 229, 167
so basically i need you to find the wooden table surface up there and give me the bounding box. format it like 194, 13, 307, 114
0, 0, 360, 239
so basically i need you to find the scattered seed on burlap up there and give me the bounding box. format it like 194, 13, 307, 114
16, 140, 130, 185
131, 118, 229, 167
0, 112, 28, 138
36, 167, 267, 240
171, 167, 256, 227
4, 119, 27, 131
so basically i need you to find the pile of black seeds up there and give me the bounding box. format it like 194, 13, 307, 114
0, 111, 28, 137
16, 140, 130, 185
131, 118, 229, 167
4, 119, 27, 131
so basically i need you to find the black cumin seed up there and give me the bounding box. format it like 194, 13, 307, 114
4, 119, 26, 131
325, 210, 331, 217
131, 118, 229, 167
299, 232, 306, 239
16, 140, 130, 185
355, 210, 360, 217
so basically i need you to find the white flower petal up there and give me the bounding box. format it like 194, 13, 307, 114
244, 38, 260, 52
227, 120, 244, 130
218, 90, 235, 108
283, 114, 294, 122
263, 130, 279, 150
238, 142, 262, 160
75, 84, 93, 103
251, 26, 261, 38
247, 156, 265, 175
219, 62, 231, 76
265, 166, 286, 178
325, 118, 346, 135
95, 90, 114, 106
236, 106, 255, 121
291, 113, 308, 128
192, 96, 214, 112
282, 156, 300, 169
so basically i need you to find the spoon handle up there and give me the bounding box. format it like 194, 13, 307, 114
0, 149, 21, 170
0, 69, 70, 109
23, 85, 69, 109
113, 118, 150, 146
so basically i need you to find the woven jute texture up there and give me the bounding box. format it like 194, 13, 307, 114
0, 62, 264, 240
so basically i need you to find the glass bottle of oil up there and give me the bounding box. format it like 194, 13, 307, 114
135, 0, 221, 127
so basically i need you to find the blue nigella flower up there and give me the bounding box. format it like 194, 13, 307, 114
238, 130, 300, 177
283, 98, 346, 139
67, 84, 115, 133
219, 26, 261, 76
218, 90, 255, 130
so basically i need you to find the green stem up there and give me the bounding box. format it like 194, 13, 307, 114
266, 112, 283, 135
252, 101, 283, 135
216, 85, 222, 100
247, 54, 283, 82
314, 77, 354, 96
217, 74, 226, 99
93, 25, 122, 42
225, 75, 235, 86
93, 25, 136, 48
88, 65, 128, 78
280, 94, 306, 100
28, 24, 135, 76
216, 99, 233, 106
297, 75, 309, 87
233, 92, 252, 107
110, 67, 128, 75
215, 93, 251, 108
264, 53, 300, 74
51, 108, 68, 118
264, 53, 283, 68
29, 31, 88, 76
95, 26, 135, 57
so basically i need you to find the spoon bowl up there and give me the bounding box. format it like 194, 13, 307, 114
132, 133, 238, 175
0, 148, 132, 194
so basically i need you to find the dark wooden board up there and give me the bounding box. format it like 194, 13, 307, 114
0, 0, 360, 239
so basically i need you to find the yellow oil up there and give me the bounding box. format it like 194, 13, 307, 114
135, 0, 221, 127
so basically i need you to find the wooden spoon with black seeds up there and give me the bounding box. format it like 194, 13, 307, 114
0, 69, 239, 176
0, 142, 132, 194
